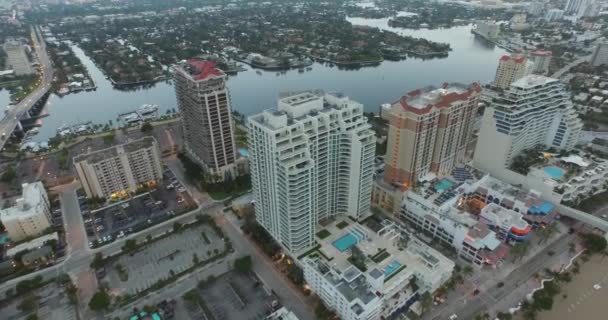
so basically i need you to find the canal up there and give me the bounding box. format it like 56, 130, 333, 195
32, 20, 506, 143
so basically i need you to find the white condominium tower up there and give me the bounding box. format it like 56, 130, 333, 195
174, 59, 237, 179
248, 91, 376, 254
474, 75, 582, 174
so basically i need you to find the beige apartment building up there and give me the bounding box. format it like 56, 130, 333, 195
383, 83, 481, 189
0, 182, 51, 241
74, 137, 163, 199
174, 59, 237, 179
493, 54, 528, 89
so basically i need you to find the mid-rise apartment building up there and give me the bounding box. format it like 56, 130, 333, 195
530, 50, 552, 75
248, 91, 375, 254
493, 54, 528, 89
474, 75, 582, 175
383, 83, 481, 188
303, 218, 454, 320
74, 137, 163, 199
174, 59, 237, 179
0, 182, 51, 241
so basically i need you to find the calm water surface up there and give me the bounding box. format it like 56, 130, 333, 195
31, 20, 506, 142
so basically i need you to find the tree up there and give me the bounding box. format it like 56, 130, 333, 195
581, 233, 607, 254
122, 239, 138, 254
90, 252, 105, 269
25, 314, 38, 320
287, 263, 304, 285
173, 222, 183, 232
462, 265, 474, 278
234, 255, 252, 273
192, 253, 200, 265
18, 295, 39, 312
420, 291, 432, 314
140, 122, 153, 134
88, 290, 111, 311
1, 166, 16, 183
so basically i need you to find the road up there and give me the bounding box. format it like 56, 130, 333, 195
551, 55, 591, 79
425, 232, 575, 320
0, 26, 53, 150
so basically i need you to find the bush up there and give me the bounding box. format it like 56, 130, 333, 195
234, 255, 252, 273
88, 290, 111, 311
316, 229, 331, 239
581, 233, 607, 254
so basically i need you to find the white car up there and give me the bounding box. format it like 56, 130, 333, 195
449, 314, 458, 320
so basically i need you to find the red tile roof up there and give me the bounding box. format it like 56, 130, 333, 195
500, 54, 526, 63
532, 50, 553, 57
399, 83, 481, 115
186, 59, 224, 80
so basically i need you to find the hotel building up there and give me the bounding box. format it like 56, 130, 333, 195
248, 91, 376, 254
0, 182, 51, 241
474, 75, 582, 176
174, 59, 237, 179
74, 137, 163, 199
382, 83, 481, 188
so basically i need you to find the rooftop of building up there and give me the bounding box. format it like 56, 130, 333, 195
592, 137, 608, 147
397, 82, 481, 114
176, 58, 224, 81
73, 136, 157, 164
0, 182, 47, 221
308, 217, 454, 299
511, 74, 558, 89
499, 54, 526, 63
6, 232, 58, 257
531, 50, 553, 57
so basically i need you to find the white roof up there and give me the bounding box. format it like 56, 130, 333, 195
560, 155, 590, 167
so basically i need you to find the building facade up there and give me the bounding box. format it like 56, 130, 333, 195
2, 39, 34, 75
591, 42, 608, 67
493, 54, 528, 89
248, 91, 375, 254
174, 59, 237, 179
530, 50, 552, 75
383, 83, 481, 188
474, 75, 582, 174
0, 182, 51, 241
74, 137, 163, 199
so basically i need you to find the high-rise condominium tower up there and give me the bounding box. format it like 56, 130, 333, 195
248, 91, 375, 254
174, 59, 236, 178
383, 83, 481, 188
493, 54, 528, 89
474, 75, 582, 174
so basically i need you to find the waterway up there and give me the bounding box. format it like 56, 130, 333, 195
32, 19, 506, 143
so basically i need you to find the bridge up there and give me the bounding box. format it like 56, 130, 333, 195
557, 204, 608, 240
0, 26, 53, 150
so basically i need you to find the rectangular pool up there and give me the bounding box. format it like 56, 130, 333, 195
434, 178, 454, 192
384, 260, 402, 277
332, 233, 359, 252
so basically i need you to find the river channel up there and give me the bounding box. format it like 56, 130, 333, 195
30, 19, 506, 143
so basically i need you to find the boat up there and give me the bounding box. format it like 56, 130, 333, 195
256, 70, 262, 75
124, 113, 142, 124
137, 104, 158, 116
298, 68, 304, 73
306, 66, 313, 71
28, 128, 40, 135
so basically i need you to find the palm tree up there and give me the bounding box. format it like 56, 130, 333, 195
462, 265, 474, 278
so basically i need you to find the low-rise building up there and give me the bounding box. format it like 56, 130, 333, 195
400, 174, 557, 268
591, 137, 608, 154
2, 39, 34, 75
591, 41, 608, 67
74, 136, 163, 199
302, 218, 454, 320
0, 182, 51, 242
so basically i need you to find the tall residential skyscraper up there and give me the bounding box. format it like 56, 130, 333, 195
493, 54, 528, 89
591, 42, 608, 67
174, 59, 237, 178
248, 91, 375, 254
74, 137, 163, 199
383, 83, 481, 188
474, 75, 582, 174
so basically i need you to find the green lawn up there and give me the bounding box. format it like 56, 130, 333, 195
336, 221, 349, 229
316, 229, 331, 239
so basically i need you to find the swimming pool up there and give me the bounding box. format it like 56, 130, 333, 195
434, 178, 454, 192
543, 166, 565, 179
332, 233, 359, 252
384, 260, 402, 277
238, 148, 250, 158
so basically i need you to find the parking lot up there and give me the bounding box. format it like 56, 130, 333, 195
79, 167, 195, 248
185, 271, 278, 320
104, 223, 225, 295
0, 283, 77, 320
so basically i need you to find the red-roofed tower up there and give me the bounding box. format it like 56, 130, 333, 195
493, 53, 529, 89
174, 59, 237, 179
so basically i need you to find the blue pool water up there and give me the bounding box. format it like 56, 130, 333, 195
543, 166, 565, 179
238, 148, 250, 158
434, 178, 454, 192
333, 233, 359, 252
384, 261, 402, 277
